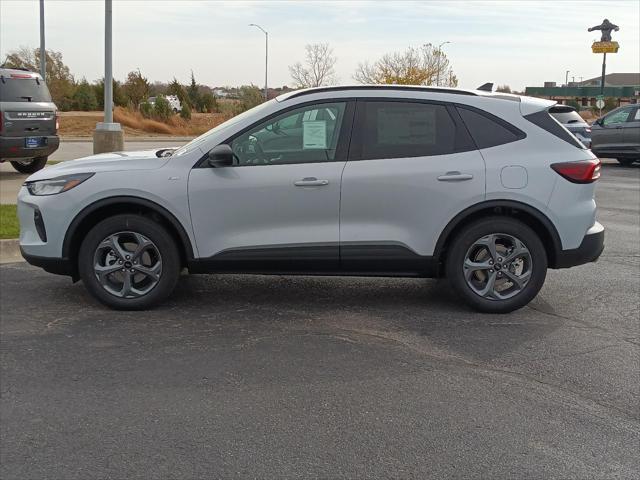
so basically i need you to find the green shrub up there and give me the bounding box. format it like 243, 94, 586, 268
180, 102, 192, 120
139, 101, 153, 119
566, 99, 580, 110
153, 96, 172, 121
199, 92, 217, 113
72, 80, 98, 111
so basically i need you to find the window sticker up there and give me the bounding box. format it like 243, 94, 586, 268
303, 120, 327, 149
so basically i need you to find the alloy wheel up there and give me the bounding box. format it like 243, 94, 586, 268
463, 233, 532, 301
93, 231, 162, 298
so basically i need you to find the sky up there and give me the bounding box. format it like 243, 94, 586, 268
1, 0, 638, 91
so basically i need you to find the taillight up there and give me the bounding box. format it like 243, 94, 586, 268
55, 112, 59, 132
551, 159, 601, 183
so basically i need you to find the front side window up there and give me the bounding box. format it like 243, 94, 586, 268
230, 102, 347, 165
357, 101, 457, 160
603, 107, 633, 126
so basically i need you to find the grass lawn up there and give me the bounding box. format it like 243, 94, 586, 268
0, 204, 19, 239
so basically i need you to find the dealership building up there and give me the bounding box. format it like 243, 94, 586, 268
525, 72, 640, 108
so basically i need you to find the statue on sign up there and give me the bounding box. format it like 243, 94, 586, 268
588, 19, 620, 42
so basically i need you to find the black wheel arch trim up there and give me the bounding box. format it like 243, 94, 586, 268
62, 196, 195, 262
433, 200, 563, 267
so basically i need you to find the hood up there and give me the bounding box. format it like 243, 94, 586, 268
26, 148, 173, 181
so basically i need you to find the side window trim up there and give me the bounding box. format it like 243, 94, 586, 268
348, 97, 475, 162
195, 99, 356, 168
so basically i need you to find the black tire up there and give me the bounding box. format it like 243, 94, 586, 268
445, 217, 547, 314
10, 156, 47, 173
617, 158, 636, 167
78, 214, 181, 310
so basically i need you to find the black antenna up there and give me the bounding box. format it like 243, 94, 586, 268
477, 83, 494, 92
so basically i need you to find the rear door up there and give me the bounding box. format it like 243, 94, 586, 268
0, 75, 56, 139
340, 99, 485, 272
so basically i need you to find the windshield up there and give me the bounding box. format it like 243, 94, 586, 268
0, 77, 52, 102
172, 100, 275, 157
549, 108, 585, 125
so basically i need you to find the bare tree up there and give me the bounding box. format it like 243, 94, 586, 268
289, 43, 337, 88
496, 85, 512, 93
354, 44, 458, 87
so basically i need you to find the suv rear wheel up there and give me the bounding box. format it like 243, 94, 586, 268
10, 157, 48, 174
78, 214, 181, 310
446, 217, 547, 313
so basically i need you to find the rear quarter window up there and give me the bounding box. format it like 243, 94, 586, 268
524, 109, 585, 149
457, 107, 525, 149
0, 77, 52, 103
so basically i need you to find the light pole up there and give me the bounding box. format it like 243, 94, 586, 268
39, 0, 45, 80
93, 0, 123, 154
435, 41, 451, 87
565, 70, 570, 86
249, 23, 268, 100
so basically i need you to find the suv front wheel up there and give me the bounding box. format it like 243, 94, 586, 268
78, 214, 181, 310
446, 217, 547, 313
11, 157, 48, 173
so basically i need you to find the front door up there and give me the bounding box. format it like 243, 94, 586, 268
188, 100, 354, 272
594, 106, 635, 155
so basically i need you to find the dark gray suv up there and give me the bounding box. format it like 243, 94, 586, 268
0, 67, 60, 173
591, 104, 640, 166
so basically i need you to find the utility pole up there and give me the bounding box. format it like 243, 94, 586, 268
39, 0, 45, 80
249, 24, 268, 100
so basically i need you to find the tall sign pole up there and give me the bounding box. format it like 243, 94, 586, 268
588, 19, 620, 106
39, 0, 45, 80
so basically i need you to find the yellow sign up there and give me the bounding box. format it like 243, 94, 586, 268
592, 41, 620, 53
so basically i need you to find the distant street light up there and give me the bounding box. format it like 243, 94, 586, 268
39, 0, 45, 80
249, 23, 268, 100
436, 41, 451, 87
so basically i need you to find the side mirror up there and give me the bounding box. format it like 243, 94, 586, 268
208, 144, 234, 168
595, 118, 604, 126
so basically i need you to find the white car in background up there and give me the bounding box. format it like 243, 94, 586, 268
147, 94, 182, 113
18, 85, 604, 313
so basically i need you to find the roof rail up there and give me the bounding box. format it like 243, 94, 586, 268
281, 85, 477, 101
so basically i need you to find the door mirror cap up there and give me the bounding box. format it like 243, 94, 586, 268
208, 144, 234, 168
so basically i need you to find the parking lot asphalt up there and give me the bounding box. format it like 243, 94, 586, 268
1, 164, 639, 479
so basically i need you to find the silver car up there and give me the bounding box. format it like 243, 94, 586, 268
18, 85, 605, 313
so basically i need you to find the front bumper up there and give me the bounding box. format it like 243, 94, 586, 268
21, 248, 74, 276
0, 135, 60, 160
554, 222, 604, 268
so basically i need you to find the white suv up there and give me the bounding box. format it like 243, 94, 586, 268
18, 86, 604, 312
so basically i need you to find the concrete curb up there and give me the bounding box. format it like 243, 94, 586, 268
60, 136, 195, 143
0, 239, 23, 264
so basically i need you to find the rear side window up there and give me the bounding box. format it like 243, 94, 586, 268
0, 77, 52, 102
457, 107, 525, 149
524, 110, 585, 149
355, 101, 457, 160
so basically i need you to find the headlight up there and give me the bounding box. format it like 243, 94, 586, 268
25, 173, 94, 196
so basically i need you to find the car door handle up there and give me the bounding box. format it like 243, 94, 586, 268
294, 177, 329, 187
437, 172, 474, 182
